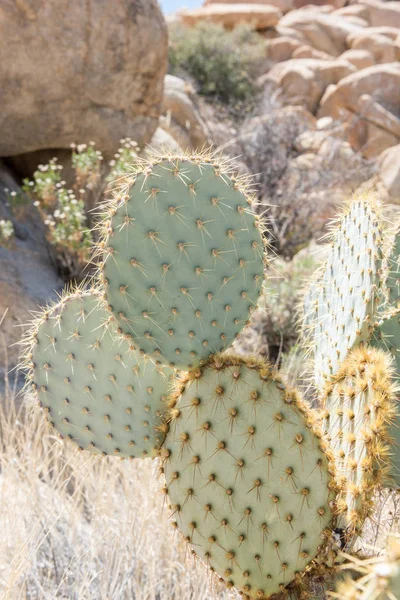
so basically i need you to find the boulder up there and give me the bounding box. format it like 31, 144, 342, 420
319, 64, 400, 157
377, 144, 400, 201
148, 128, 183, 153
262, 58, 355, 113
318, 64, 400, 118
204, 0, 293, 13
357, 0, 400, 28
294, 0, 345, 8
348, 26, 400, 42
292, 45, 334, 60
340, 48, 375, 69
348, 31, 398, 63
161, 75, 210, 151
334, 4, 370, 21
180, 3, 282, 29
0, 1, 167, 158
279, 10, 367, 55
0, 163, 62, 376
266, 36, 302, 63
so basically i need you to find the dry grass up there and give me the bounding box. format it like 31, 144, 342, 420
0, 377, 234, 600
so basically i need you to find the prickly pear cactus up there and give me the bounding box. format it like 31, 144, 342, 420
162, 354, 337, 599
303, 194, 383, 391
386, 225, 400, 309
23, 289, 173, 458
321, 346, 398, 536
332, 535, 400, 600
98, 150, 266, 369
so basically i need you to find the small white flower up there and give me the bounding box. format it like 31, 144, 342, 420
33, 201, 40, 207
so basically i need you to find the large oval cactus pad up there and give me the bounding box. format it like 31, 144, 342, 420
163, 354, 336, 599
303, 193, 383, 391
25, 289, 174, 459
99, 151, 266, 369
321, 346, 398, 532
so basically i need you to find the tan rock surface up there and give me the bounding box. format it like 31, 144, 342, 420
357, 0, 400, 28
205, 0, 293, 12
263, 58, 355, 113
377, 144, 400, 201
0, 0, 167, 158
340, 48, 375, 69
279, 10, 367, 55
161, 75, 210, 150
266, 36, 302, 62
319, 65, 400, 157
180, 3, 282, 29
348, 31, 398, 63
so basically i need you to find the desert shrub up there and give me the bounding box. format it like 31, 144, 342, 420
168, 22, 265, 105
21, 140, 140, 281
0, 219, 14, 248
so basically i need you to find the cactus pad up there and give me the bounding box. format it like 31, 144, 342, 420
321, 346, 397, 535
99, 151, 265, 369
386, 225, 400, 309
25, 289, 173, 458
162, 354, 336, 599
303, 194, 383, 390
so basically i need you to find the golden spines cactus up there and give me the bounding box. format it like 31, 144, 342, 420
332, 535, 400, 600
302, 192, 384, 391
321, 346, 398, 538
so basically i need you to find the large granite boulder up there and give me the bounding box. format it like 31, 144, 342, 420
204, 0, 293, 13
0, 0, 167, 158
318, 64, 400, 157
180, 3, 282, 30
278, 10, 367, 55
262, 58, 355, 113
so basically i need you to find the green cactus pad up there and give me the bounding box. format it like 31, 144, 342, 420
321, 346, 397, 535
25, 289, 173, 459
99, 151, 265, 369
163, 355, 336, 599
303, 194, 383, 391
386, 225, 400, 309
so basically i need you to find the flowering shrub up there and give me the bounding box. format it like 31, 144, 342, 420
0, 219, 14, 248
20, 140, 140, 281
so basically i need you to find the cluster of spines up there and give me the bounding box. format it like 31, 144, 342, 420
321, 346, 398, 537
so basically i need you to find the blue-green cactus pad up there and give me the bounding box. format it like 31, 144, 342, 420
29, 290, 173, 459
100, 155, 265, 369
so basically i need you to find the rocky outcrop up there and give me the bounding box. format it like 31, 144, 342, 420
161, 75, 210, 151
0, 0, 167, 158
263, 58, 355, 113
266, 36, 302, 63
205, 0, 293, 13
347, 30, 399, 63
180, 3, 282, 29
356, 0, 400, 28
377, 144, 400, 201
0, 163, 62, 375
340, 48, 375, 69
318, 64, 400, 157
278, 10, 367, 55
